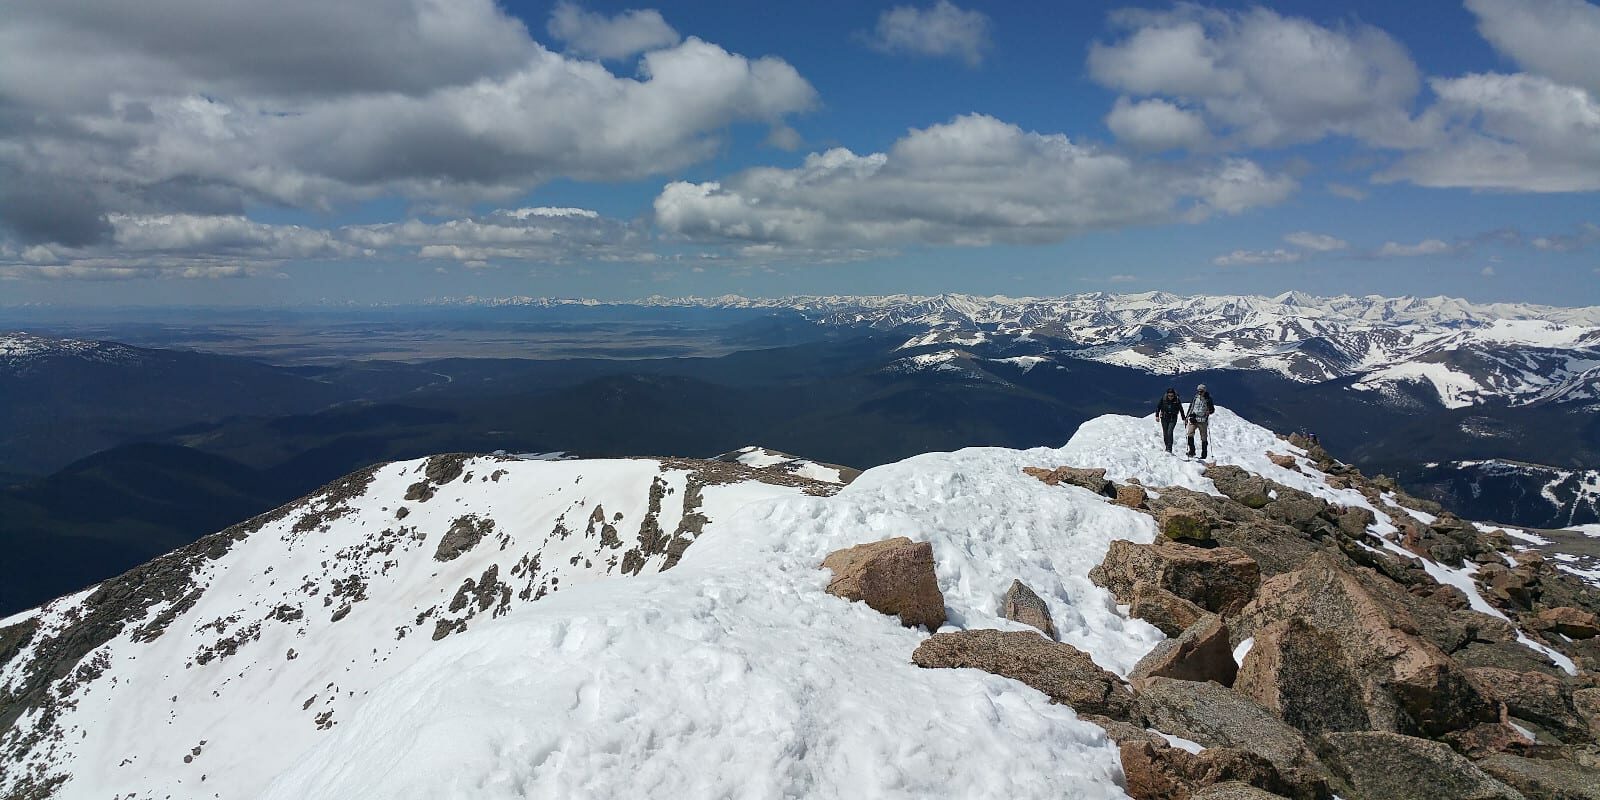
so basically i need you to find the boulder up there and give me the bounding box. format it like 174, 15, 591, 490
1320, 732, 1526, 800
1212, 520, 1327, 578
1260, 487, 1329, 532
1091, 540, 1260, 617
1442, 722, 1536, 759
1194, 783, 1293, 800
1130, 614, 1238, 687
1118, 740, 1325, 800
1136, 677, 1327, 780
1000, 579, 1056, 639
1236, 617, 1375, 735
910, 629, 1133, 718
1266, 453, 1301, 473
1235, 556, 1497, 737
1206, 465, 1272, 509
1478, 754, 1600, 800
1536, 607, 1600, 640
1129, 582, 1207, 637
1160, 506, 1216, 543
1116, 483, 1149, 509
1333, 505, 1375, 539
821, 537, 946, 630
1022, 466, 1115, 497
1576, 688, 1600, 734
1467, 667, 1588, 741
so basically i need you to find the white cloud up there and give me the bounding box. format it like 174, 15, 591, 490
1481, 265, 1496, 276
1105, 97, 1210, 151
546, 2, 681, 61
1107, 274, 1139, 283
1326, 183, 1369, 201
1283, 231, 1348, 252
653, 114, 1295, 251
1466, 0, 1600, 93
1381, 72, 1600, 192
1377, 238, 1454, 257
1532, 222, 1600, 251
1088, 6, 1425, 149
0, 1, 817, 248
866, 1, 991, 67
1212, 248, 1302, 266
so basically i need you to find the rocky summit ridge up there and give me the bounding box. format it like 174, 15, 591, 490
2, 409, 1598, 799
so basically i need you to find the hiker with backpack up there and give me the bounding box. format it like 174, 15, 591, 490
1154, 388, 1183, 453
1186, 384, 1215, 459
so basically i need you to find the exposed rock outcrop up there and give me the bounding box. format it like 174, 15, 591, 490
910, 630, 1134, 719
821, 537, 946, 630
1023, 466, 1116, 497
1478, 753, 1600, 800
1135, 677, 1328, 784
1118, 738, 1327, 800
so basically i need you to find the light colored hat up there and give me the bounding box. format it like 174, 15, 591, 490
1197, 384, 1207, 392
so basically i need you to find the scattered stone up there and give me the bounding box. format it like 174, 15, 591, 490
1206, 466, 1272, 509
911, 629, 1133, 719
433, 514, 495, 562
1116, 484, 1149, 509
1320, 731, 1525, 800
1130, 614, 1238, 687
1130, 582, 1207, 637
821, 537, 946, 630
1000, 579, 1056, 639
1159, 506, 1215, 543
1136, 677, 1328, 782
1535, 607, 1600, 640
1479, 754, 1600, 800
1266, 453, 1301, 473
1442, 722, 1534, 759
1022, 466, 1116, 497
1092, 540, 1260, 616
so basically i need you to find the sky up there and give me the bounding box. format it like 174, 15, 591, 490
0, 0, 1597, 307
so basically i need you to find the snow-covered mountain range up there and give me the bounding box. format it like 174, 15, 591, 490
432, 292, 1600, 409
3, 410, 1593, 798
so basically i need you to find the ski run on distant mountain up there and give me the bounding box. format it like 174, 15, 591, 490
4, 409, 1595, 799
424, 292, 1600, 410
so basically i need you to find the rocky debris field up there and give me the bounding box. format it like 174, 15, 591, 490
825, 432, 1600, 799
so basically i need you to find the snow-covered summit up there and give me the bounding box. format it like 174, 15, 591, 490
1, 410, 1590, 798
0, 332, 144, 372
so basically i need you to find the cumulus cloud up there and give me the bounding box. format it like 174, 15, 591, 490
1104, 97, 1210, 151
0, 0, 817, 252
1088, 6, 1425, 149
1532, 222, 1600, 251
1212, 249, 1302, 266
0, 206, 656, 280
1380, 72, 1600, 192
1376, 238, 1455, 257
546, 2, 681, 61
1283, 231, 1348, 251
653, 114, 1295, 251
1326, 183, 1369, 201
866, 1, 991, 67
1467, 0, 1600, 93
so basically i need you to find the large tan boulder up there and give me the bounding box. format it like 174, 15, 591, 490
1130, 614, 1238, 687
1535, 606, 1600, 640
1467, 667, 1589, 741
910, 629, 1133, 719
1320, 732, 1525, 800
1159, 506, 1216, 543
1091, 540, 1260, 616
1000, 579, 1057, 639
1234, 556, 1497, 737
821, 537, 946, 630
1129, 582, 1207, 637
1118, 739, 1327, 800
1136, 677, 1328, 783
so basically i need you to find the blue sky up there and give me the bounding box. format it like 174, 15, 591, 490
0, 0, 1596, 306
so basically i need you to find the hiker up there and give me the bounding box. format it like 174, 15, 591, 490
1186, 384, 1215, 459
1154, 388, 1183, 453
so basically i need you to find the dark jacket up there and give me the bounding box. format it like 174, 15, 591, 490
1156, 394, 1182, 421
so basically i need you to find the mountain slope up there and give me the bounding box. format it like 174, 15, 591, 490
9, 409, 1593, 798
